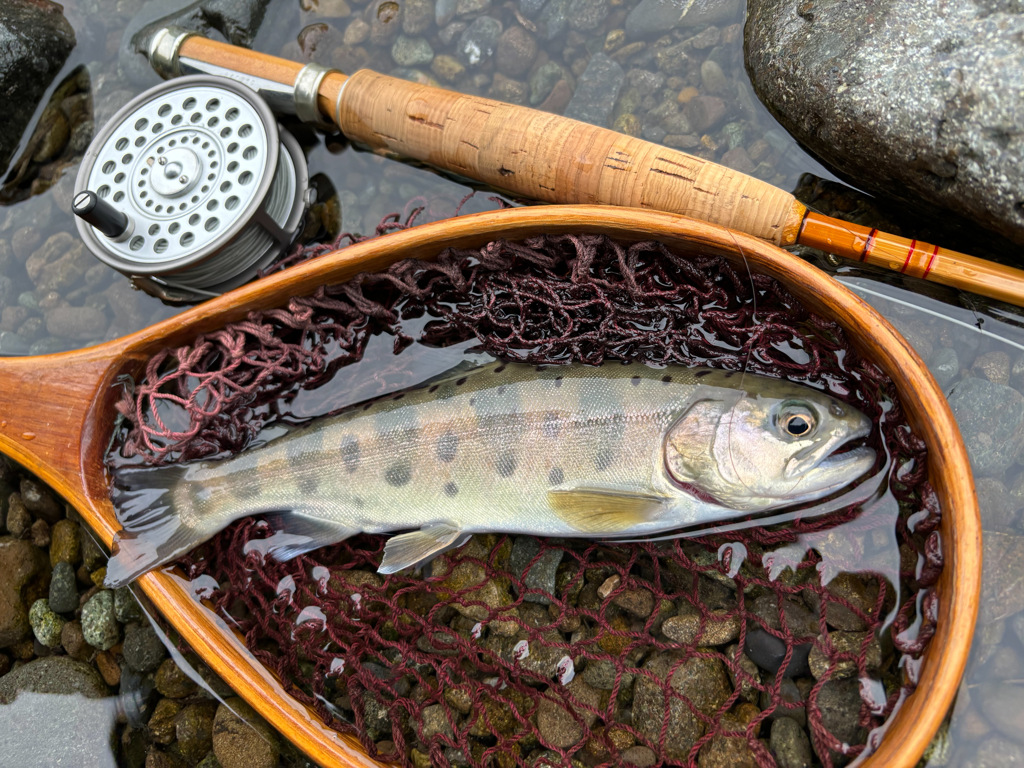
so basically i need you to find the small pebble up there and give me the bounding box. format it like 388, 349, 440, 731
28, 599, 65, 648
49, 519, 81, 566
155, 658, 199, 699
81, 589, 120, 651
213, 697, 281, 768
19, 478, 62, 523
123, 623, 168, 674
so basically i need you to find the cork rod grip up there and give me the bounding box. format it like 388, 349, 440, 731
335, 70, 805, 246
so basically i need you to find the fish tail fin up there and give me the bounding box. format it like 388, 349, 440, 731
104, 464, 224, 588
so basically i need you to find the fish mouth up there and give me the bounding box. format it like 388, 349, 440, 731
785, 417, 873, 480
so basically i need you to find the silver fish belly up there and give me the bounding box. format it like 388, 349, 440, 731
105, 362, 876, 586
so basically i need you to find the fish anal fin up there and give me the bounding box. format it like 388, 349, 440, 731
379, 523, 466, 574
244, 510, 358, 563
548, 489, 666, 533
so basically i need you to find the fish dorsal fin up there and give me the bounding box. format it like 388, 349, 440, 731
378, 522, 468, 574
547, 489, 667, 533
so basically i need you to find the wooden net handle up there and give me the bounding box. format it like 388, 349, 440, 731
176, 35, 804, 246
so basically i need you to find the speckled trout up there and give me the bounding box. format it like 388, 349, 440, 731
105, 362, 876, 587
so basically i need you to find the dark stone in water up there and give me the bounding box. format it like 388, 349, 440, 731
744, 628, 811, 678
746, 0, 1024, 249
0, 0, 74, 177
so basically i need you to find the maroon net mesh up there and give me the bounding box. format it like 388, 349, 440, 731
110, 213, 941, 768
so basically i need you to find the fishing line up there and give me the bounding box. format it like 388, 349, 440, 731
840, 279, 1024, 357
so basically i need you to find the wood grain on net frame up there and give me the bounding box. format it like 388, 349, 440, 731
147, 26, 1024, 307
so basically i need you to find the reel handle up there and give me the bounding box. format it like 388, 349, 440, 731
152, 28, 1024, 307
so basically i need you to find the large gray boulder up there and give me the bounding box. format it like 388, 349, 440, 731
745, 0, 1024, 247
0, 0, 75, 177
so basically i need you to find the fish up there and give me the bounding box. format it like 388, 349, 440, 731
104, 361, 877, 587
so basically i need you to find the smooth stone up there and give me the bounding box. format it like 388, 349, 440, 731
28, 599, 64, 648
175, 702, 217, 763
529, 61, 567, 105
431, 53, 466, 82
456, 16, 503, 68
979, 683, 1024, 746
0, 536, 45, 648
744, 629, 811, 678
564, 53, 624, 127
535, 677, 601, 748
566, 0, 609, 31
746, 0, 1024, 248
114, 586, 144, 623
49, 518, 80, 566
435, 0, 458, 26
391, 34, 433, 67
46, 553, 75, 616
633, 650, 732, 760
19, 477, 62, 524
45, 305, 108, 341
823, 572, 878, 631
536, 0, 570, 40
0, 655, 108, 702
960, 736, 1024, 768
947, 376, 1024, 476
700, 59, 730, 95
401, 0, 433, 34
0, 331, 29, 355
771, 716, 813, 768
0, 0, 75, 176
928, 347, 959, 389
625, 0, 740, 38
813, 677, 865, 761
519, 0, 548, 18
509, 537, 563, 604
81, 589, 120, 651
212, 697, 280, 768
24, 232, 91, 294
155, 658, 198, 699
495, 25, 538, 77
122, 623, 167, 674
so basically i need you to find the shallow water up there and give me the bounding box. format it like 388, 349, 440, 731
0, 0, 1018, 765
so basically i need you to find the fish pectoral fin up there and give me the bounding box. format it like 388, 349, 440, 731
244, 510, 358, 563
378, 523, 467, 575
548, 488, 668, 533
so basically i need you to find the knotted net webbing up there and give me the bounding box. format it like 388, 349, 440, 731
111, 209, 941, 768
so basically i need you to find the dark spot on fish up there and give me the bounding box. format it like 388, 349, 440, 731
362, 402, 373, 410
496, 452, 517, 477
497, 385, 507, 396
469, 397, 476, 407
429, 385, 439, 393
695, 370, 711, 378
594, 447, 615, 471
456, 377, 468, 386
341, 435, 360, 472
297, 473, 318, 495
661, 375, 672, 384
437, 431, 459, 463
542, 411, 561, 439
494, 364, 506, 373
443, 481, 459, 497
548, 467, 564, 485
393, 393, 405, 401
385, 461, 412, 487
630, 376, 641, 386
535, 365, 545, 372
352, 496, 366, 508
554, 377, 563, 387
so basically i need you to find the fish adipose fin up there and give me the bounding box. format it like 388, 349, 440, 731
244, 511, 358, 562
548, 488, 667, 533
105, 464, 222, 589
378, 522, 468, 574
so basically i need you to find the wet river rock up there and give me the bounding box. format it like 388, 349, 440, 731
0, 0, 75, 177
745, 0, 1024, 248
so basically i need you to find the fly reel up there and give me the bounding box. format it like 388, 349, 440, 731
73, 75, 310, 303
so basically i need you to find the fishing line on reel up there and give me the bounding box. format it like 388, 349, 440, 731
73, 74, 312, 303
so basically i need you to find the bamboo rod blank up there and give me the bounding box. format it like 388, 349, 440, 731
173, 33, 1024, 307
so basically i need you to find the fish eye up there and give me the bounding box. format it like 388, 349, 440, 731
778, 404, 817, 438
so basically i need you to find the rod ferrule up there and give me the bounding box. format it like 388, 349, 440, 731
149, 26, 194, 79
294, 63, 333, 129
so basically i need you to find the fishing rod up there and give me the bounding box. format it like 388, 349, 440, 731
73, 26, 1024, 307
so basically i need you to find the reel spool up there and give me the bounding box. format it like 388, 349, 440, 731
74, 75, 310, 303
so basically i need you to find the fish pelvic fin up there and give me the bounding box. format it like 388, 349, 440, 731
105, 464, 225, 589
378, 523, 468, 574
547, 488, 667, 533
244, 511, 358, 563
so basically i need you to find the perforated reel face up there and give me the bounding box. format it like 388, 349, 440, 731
76, 76, 286, 274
